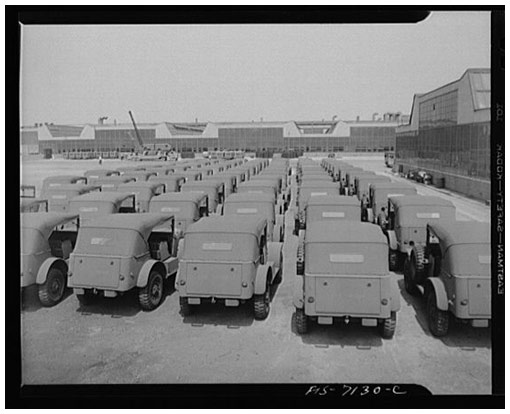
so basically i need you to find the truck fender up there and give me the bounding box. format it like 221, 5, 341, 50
36, 257, 68, 285
386, 230, 398, 251
177, 238, 185, 260
425, 278, 448, 311
293, 275, 305, 309
254, 264, 271, 295
136, 259, 166, 288
390, 278, 401, 312
267, 241, 283, 270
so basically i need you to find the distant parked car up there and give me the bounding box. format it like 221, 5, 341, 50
416, 170, 433, 185
406, 170, 419, 181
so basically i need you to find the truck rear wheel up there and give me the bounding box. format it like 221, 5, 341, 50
388, 249, 399, 271
379, 311, 397, 339
254, 283, 270, 320
138, 271, 164, 311
38, 267, 66, 307
411, 245, 426, 284
403, 257, 420, 296
295, 308, 308, 334
426, 287, 449, 337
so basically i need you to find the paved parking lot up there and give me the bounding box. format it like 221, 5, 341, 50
20, 155, 491, 393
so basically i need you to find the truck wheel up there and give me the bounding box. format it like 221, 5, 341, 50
179, 297, 193, 316
379, 311, 397, 339
38, 267, 66, 307
403, 257, 420, 296
426, 287, 449, 337
295, 308, 308, 334
138, 271, 164, 311
411, 245, 426, 284
388, 249, 399, 271
76, 290, 95, 306
254, 283, 270, 320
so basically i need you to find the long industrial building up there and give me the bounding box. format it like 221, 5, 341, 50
20, 113, 406, 155
395, 68, 490, 201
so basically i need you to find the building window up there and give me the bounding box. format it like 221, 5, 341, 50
419, 90, 458, 129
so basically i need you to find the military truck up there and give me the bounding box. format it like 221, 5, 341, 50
363, 182, 417, 224
69, 192, 137, 223
117, 181, 165, 212
293, 221, 400, 338
222, 193, 285, 242
181, 179, 225, 215
176, 215, 283, 319
21, 212, 80, 306
406, 222, 491, 336
68, 213, 179, 310
383, 196, 456, 271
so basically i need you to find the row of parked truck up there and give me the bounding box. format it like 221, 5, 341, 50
20, 157, 289, 320
291, 157, 490, 338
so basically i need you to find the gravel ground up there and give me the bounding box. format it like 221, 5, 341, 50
20, 155, 491, 393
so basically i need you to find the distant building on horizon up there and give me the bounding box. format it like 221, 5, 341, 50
395, 68, 490, 201
20, 113, 405, 155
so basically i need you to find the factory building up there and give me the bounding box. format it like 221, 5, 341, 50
395, 68, 490, 201
21, 113, 404, 155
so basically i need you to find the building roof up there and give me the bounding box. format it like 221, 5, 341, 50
306, 221, 387, 244
185, 215, 267, 237
429, 222, 490, 246
468, 70, 491, 110
390, 195, 455, 208
47, 124, 84, 137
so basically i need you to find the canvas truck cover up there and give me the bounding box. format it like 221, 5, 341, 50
149, 192, 206, 220
305, 221, 388, 275
430, 222, 491, 276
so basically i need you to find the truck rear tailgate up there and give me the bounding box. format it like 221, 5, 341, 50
185, 263, 242, 296
72, 255, 121, 289
468, 278, 491, 317
314, 276, 381, 315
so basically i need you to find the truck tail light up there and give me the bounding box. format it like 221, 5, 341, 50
179, 279, 186, 286
381, 298, 388, 305
307, 297, 315, 303
460, 299, 468, 306
242, 282, 248, 288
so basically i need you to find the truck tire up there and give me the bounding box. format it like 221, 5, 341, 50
296, 237, 305, 275
411, 245, 426, 284
426, 287, 449, 337
254, 282, 270, 320
138, 271, 164, 311
379, 311, 397, 339
295, 308, 308, 334
403, 257, 420, 296
388, 249, 399, 271
38, 267, 66, 307
179, 297, 193, 316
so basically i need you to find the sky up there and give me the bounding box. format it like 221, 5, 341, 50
20, 11, 491, 126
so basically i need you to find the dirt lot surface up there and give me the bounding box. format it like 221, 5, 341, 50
20, 156, 491, 393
